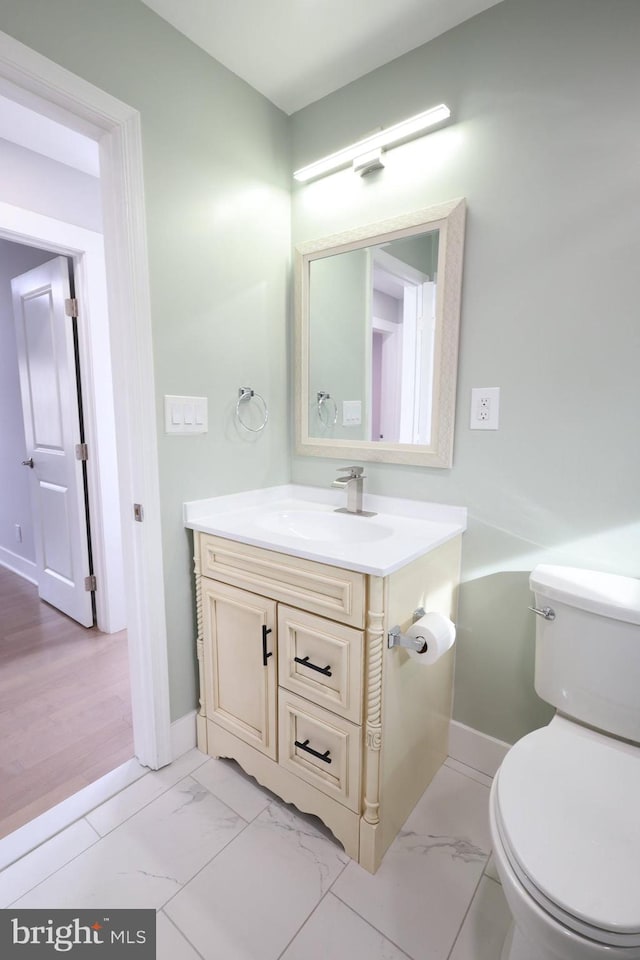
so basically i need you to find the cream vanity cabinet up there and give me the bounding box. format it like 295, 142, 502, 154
193, 529, 461, 873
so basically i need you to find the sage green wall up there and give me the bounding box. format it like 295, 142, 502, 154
309, 249, 368, 440
3, 0, 639, 747
291, 0, 640, 745
388, 233, 439, 279
0, 0, 291, 721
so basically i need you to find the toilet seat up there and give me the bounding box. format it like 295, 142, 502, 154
494, 716, 640, 948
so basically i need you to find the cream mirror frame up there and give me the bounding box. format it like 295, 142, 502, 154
294, 197, 466, 467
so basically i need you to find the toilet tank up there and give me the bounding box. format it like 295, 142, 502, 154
530, 564, 640, 743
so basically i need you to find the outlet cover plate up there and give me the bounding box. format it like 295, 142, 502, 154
470, 387, 500, 430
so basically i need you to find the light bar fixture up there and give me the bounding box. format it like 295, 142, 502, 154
293, 103, 451, 184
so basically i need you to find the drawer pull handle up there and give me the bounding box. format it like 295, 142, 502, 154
294, 655, 332, 677
294, 738, 332, 764
262, 625, 273, 667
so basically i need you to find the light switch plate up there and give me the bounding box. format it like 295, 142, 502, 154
342, 400, 362, 426
164, 395, 208, 434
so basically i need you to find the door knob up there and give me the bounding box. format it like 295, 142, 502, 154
21, 458, 34, 468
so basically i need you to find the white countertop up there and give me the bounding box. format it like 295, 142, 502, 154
183, 485, 466, 577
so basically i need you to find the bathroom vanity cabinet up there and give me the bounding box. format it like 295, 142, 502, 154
192, 528, 461, 873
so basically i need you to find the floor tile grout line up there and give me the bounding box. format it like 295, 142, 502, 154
85, 758, 212, 838
159, 797, 273, 913
4, 817, 104, 908
160, 907, 207, 960
161, 799, 350, 951
329, 889, 415, 960
329, 887, 417, 960
272, 848, 354, 960
3, 754, 495, 957
3, 758, 253, 908
274, 886, 336, 960
0, 752, 205, 868
444, 855, 491, 960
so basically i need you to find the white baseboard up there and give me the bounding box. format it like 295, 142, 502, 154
170, 710, 197, 760
0, 548, 37, 584
448, 720, 511, 779
0, 759, 146, 872
0, 713, 198, 872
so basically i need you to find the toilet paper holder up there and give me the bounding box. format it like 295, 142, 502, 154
388, 607, 428, 653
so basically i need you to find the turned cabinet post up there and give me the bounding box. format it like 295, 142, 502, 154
194, 532, 208, 753
359, 575, 385, 871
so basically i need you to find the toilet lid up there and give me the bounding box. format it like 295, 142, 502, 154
496, 718, 640, 944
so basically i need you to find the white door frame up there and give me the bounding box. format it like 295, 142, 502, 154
0, 30, 172, 769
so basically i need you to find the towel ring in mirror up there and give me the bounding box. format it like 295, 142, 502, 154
317, 391, 337, 426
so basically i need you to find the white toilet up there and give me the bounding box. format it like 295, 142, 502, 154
489, 564, 640, 960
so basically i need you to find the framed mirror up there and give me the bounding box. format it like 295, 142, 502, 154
294, 198, 466, 467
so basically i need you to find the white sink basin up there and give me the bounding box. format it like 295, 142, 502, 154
256, 509, 393, 544
184, 485, 467, 576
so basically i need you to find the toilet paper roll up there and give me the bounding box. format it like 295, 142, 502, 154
405, 613, 456, 665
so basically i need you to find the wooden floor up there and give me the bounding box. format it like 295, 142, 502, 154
0, 566, 133, 838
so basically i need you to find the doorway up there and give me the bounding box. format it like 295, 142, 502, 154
0, 233, 133, 839
6, 245, 101, 628
0, 29, 172, 804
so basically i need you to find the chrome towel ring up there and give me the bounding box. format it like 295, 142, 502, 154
236, 387, 268, 432
317, 391, 337, 426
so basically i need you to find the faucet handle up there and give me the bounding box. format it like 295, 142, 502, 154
336, 465, 364, 477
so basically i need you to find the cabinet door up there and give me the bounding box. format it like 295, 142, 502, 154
202, 580, 277, 760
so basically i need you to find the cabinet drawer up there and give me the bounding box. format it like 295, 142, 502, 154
278, 690, 362, 812
200, 534, 365, 628
278, 606, 363, 724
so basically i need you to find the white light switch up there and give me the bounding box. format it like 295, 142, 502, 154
342, 400, 362, 426
164, 395, 208, 434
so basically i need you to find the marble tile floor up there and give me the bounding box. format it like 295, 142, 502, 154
0, 748, 512, 959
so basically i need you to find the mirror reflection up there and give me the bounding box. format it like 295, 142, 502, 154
308, 229, 439, 445
295, 198, 466, 467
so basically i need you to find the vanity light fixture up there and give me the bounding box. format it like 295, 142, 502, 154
293, 103, 451, 183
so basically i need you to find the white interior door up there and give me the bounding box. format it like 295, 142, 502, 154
11, 256, 93, 627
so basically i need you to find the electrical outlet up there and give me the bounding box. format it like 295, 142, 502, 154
470, 387, 500, 430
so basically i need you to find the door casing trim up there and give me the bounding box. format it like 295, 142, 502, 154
0, 29, 172, 769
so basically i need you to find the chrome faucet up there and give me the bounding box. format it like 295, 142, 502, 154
331, 466, 376, 516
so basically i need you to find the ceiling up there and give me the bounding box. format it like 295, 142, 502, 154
0, 0, 502, 173
0, 93, 99, 176
140, 0, 503, 115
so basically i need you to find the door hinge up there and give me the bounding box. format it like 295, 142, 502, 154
75, 443, 88, 461
65, 297, 79, 317
84, 574, 97, 592
133, 503, 144, 522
